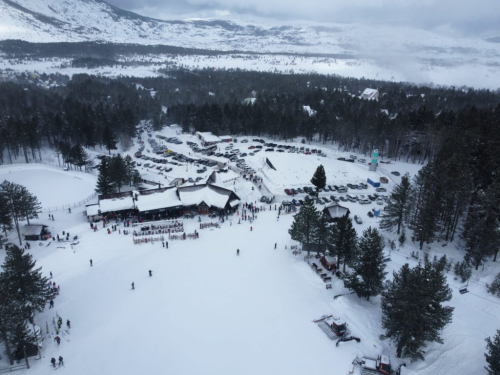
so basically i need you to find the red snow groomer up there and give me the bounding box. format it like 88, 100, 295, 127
314, 316, 360, 346
350, 354, 405, 375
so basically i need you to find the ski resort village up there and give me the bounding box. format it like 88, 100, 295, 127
0, 1, 500, 374
0, 121, 499, 375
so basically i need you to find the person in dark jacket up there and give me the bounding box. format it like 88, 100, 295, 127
51, 357, 56, 368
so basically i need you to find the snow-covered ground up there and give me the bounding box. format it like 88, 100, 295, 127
0, 129, 499, 375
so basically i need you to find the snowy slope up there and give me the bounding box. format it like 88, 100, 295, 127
0, 128, 499, 375
0, 0, 500, 88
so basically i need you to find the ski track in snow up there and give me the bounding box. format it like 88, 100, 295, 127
0, 129, 498, 375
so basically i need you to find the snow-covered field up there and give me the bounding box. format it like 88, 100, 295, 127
0, 130, 499, 375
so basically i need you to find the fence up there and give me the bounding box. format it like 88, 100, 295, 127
42, 192, 98, 213
200, 222, 219, 229
0, 364, 27, 374
169, 232, 198, 240
133, 235, 165, 245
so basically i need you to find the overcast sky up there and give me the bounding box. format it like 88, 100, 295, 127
105, 0, 499, 37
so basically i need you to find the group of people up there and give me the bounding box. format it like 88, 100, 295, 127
50, 356, 64, 368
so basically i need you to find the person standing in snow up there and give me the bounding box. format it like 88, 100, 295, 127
90, 259, 93, 266
237, 249, 239, 255
54, 336, 61, 345
51, 357, 56, 368
67, 320, 71, 329
49, 299, 54, 309
58, 356, 64, 367
275, 243, 277, 249
131, 282, 135, 290
166, 241, 168, 249
149, 270, 152, 277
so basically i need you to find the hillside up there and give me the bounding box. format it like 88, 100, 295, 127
0, 0, 499, 88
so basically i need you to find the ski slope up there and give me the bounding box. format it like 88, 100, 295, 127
0, 132, 498, 375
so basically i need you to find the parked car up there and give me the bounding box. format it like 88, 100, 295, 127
391, 171, 401, 176
358, 159, 366, 163
284, 189, 292, 195
349, 155, 357, 160
367, 211, 374, 218
354, 215, 363, 224
260, 196, 267, 203
339, 196, 347, 202
376, 187, 387, 192
377, 198, 385, 205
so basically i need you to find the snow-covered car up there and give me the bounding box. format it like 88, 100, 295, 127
354, 215, 363, 224
377, 198, 384, 205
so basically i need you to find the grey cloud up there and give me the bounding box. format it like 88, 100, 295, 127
104, 0, 500, 36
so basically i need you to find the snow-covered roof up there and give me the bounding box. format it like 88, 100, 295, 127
135, 188, 182, 212
219, 135, 233, 141
360, 88, 379, 100
178, 184, 239, 209
22, 225, 48, 236
303, 105, 317, 116
86, 204, 100, 216
196, 132, 221, 143
324, 203, 349, 219
99, 196, 135, 212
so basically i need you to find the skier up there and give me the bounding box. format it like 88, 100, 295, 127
50, 271, 53, 278
90, 259, 93, 266
237, 249, 240, 255
131, 282, 135, 290
58, 317, 62, 328
67, 320, 71, 329
162, 241, 165, 247
54, 336, 61, 345
58, 356, 64, 367
275, 243, 277, 249
149, 270, 152, 277
250, 226, 253, 231
51, 358, 56, 368
49, 299, 54, 309
166, 241, 168, 249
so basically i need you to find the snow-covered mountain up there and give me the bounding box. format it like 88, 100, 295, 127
1, 0, 500, 88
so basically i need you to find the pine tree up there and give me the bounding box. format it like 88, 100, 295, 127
485, 330, 500, 375
132, 169, 143, 189
463, 190, 500, 270
1, 245, 57, 319
408, 166, 439, 249
327, 215, 357, 272
487, 272, 500, 297
380, 173, 412, 234
310, 164, 326, 193
95, 158, 115, 195
314, 215, 329, 253
0, 181, 41, 245
102, 123, 117, 155
0, 275, 28, 366
344, 227, 387, 301
0, 193, 13, 246
381, 255, 454, 360
109, 154, 128, 192
288, 200, 320, 255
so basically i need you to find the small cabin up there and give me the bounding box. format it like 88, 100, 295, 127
22, 225, 50, 241
321, 255, 337, 271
